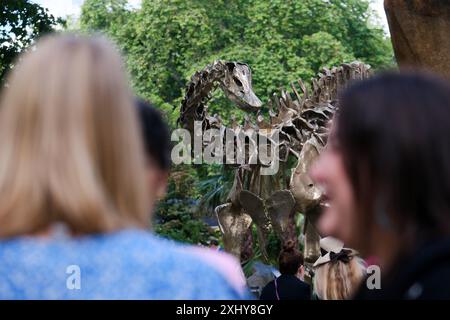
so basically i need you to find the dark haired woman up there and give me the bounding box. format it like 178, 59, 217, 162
260, 241, 311, 300
310, 72, 450, 299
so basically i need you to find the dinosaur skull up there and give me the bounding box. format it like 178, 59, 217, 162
221, 62, 262, 112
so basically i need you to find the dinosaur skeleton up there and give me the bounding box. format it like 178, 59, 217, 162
178, 60, 371, 264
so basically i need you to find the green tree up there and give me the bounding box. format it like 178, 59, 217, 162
80, 0, 393, 109
0, 0, 63, 84
80, 0, 129, 36
301, 31, 355, 72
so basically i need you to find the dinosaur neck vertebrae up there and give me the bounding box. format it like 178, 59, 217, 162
179, 60, 226, 134
180, 61, 371, 158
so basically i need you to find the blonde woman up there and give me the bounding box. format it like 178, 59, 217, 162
313, 237, 366, 300
0, 34, 246, 299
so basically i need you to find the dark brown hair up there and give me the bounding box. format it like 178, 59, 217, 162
278, 240, 304, 275
335, 72, 450, 251
136, 98, 171, 171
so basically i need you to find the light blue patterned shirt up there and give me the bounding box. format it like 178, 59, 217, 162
0, 228, 247, 299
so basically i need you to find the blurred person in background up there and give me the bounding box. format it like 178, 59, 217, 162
312, 237, 366, 300
135, 98, 171, 201
260, 240, 310, 300
208, 238, 222, 251
135, 98, 248, 297
0, 34, 246, 299
310, 72, 450, 299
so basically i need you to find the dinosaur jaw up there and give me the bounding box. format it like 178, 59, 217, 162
241, 90, 263, 111
225, 89, 262, 112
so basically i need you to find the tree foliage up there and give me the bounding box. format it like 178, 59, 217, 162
80, 0, 129, 36
80, 0, 394, 113
0, 0, 63, 83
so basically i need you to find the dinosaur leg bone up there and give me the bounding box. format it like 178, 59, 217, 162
239, 190, 271, 261
266, 190, 298, 246
215, 203, 252, 259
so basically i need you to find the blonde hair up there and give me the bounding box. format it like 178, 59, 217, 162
313, 257, 366, 300
0, 34, 151, 237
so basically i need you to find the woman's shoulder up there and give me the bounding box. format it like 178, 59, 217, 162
113, 229, 249, 296
0, 229, 248, 299
107, 229, 252, 298
354, 238, 450, 300
181, 245, 248, 296
409, 263, 450, 299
